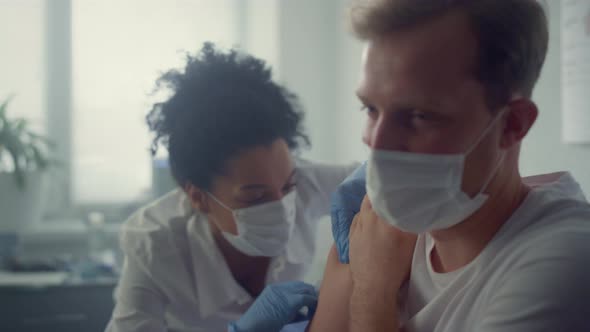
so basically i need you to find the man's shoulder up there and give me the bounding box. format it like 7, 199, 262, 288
475, 197, 590, 319
480, 206, 590, 330
513, 172, 590, 240
522, 186, 590, 238
487, 186, 590, 277
496, 196, 590, 277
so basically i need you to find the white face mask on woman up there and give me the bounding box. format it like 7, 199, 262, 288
366, 113, 505, 234
207, 190, 297, 257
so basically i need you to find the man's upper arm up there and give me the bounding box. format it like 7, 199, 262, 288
476, 232, 590, 332
106, 255, 168, 332
307, 245, 353, 332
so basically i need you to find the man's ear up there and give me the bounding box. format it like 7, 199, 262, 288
500, 98, 538, 149
185, 184, 209, 213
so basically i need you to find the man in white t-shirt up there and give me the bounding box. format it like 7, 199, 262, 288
307, 1, 590, 332
228, 1, 590, 331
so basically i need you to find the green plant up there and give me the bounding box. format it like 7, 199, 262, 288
0, 96, 54, 189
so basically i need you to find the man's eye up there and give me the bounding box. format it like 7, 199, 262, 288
412, 112, 429, 121
394, 110, 430, 129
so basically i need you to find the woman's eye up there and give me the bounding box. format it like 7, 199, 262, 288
361, 105, 378, 119
361, 105, 377, 113
281, 183, 296, 195
238, 193, 266, 205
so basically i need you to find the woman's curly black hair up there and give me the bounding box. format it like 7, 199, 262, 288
146, 42, 310, 191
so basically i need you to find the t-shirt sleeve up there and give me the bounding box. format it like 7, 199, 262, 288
475, 230, 590, 332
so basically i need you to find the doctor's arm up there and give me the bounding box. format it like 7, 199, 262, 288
105, 256, 168, 332
296, 159, 361, 219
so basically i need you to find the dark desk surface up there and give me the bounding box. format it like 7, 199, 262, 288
0, 275, 117, 332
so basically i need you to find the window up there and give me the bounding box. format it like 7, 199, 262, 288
3, 0, 242, 222
71, 0, 238, 204
0, 1, 45, 130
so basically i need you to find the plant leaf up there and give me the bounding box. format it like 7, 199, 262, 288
4, 144, 25, 189
28, 133, 56, 148
31, 145, 49, 170
0, 94, 57, 188
0, 95, 14, 119
14, 118, 27, 133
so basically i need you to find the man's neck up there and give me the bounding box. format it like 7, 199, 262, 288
429, 168, 530, 273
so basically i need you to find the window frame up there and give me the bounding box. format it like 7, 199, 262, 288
42, 0, 248, 223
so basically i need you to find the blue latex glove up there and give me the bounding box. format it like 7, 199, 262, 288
330, 162, 367, 264
228, 281, 318, 332
280, 321, 310, 332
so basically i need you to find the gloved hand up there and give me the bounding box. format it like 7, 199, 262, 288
228, 281, 318, 332
330, 162, 367, 264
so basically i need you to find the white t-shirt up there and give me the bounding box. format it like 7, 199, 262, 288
403, 172, 590, 332
105, 160, 358, 332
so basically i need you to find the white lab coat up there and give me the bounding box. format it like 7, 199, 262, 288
105, 159, 358, 332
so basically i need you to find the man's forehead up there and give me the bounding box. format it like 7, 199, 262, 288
359, 11, 479, 101
360, 45, 472, 95
367, 11, 476, 69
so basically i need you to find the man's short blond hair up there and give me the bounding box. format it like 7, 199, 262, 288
350, 0, 549, 109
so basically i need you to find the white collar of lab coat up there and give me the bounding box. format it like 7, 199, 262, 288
185, 208, 313, 319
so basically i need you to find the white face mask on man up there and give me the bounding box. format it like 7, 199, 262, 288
207, 190, 297, 257
366, 112, 506, 234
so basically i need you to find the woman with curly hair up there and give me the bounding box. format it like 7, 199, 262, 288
105, 43, 358, 332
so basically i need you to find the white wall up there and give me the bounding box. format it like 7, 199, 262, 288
333, 1, 366, 164
242, 0, 361, 164
276, 0, 342, 162
277, 0, 368, 164
276, 0, 353, 282
521, 1, 590, 193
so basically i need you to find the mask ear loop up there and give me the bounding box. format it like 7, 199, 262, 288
465, 109, 508, 155
477, 153, 506, 196
465, 109, 509, 196
207, 192, 234, 212
207, 192, 245, 239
